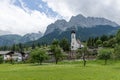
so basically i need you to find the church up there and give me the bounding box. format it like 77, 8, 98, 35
71, 30, 84, 51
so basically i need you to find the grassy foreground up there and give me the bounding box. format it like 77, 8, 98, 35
0, 60, 120, 80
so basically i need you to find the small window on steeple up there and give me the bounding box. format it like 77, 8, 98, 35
72, 35, 74, 38
72, 46, 74, 48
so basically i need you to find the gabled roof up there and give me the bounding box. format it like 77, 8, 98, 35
77, 39, 81, 44
0, 51, 12, 55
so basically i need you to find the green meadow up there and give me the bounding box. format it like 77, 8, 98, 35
0, 60, 120, 80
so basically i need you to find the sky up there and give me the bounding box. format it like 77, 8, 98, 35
0, 0, 120, 35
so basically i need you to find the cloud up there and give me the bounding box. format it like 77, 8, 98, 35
43, 0, 120, 24
0, 0, 57, 35
1, 0, 120, 35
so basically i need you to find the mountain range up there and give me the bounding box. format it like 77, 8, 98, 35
44, 14, 119, 35
0, 32, 43, 46
33, 14, 120, 44
0, 14, 120, 46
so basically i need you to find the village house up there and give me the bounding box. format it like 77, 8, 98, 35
0, 51, 29, 62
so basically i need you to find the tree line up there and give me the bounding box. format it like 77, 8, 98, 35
1, 29, 120, 66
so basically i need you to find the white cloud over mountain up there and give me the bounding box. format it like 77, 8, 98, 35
0, 0, 120, 35
43, 0, 120, 23
0, 0, 57, 35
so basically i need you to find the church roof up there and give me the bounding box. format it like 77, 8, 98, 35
0, 51, 13, 55
71, 30, 75, 33
77, 39, 81, 44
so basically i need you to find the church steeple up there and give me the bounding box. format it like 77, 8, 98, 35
71, 29, 77, 51
71, 29, 75, 33
71, 27, 83, 51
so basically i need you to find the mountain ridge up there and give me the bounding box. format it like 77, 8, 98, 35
34, 14, 120, 45
0, 14, 120, 46
33, 25, 119, 45
45, 14, 119, 36
0, 32, 43, 46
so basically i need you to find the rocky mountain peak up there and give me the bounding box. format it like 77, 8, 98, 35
70, 14, 86, 21
21, 32, 43, 43
0, 31, 43, 46
44, 14, 120, 35
55, 19, 67, 24
86, 17, 119, 27
44, 19, 68, 35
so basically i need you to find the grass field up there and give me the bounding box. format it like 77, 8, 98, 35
0, 60, 120, 80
